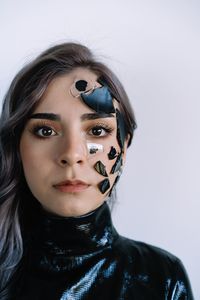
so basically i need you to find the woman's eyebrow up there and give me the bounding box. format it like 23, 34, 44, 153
81, 113, 115, 121
30, 113, 61, 121
29, 112, 114, 122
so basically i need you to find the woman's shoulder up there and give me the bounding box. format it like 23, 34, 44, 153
111, 235, 194, 299
113, 234, 188, 277
117, 236, 177, 261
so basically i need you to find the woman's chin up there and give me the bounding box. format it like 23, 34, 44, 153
41, 197, 105, 218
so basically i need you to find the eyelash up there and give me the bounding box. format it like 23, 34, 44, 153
88, 123, 114, 137
29, 121, 58, 139
29, 121, 114, 139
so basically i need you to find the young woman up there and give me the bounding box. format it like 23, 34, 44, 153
0, 43, 194, 299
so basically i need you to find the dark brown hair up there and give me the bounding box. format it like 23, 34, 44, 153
0, 42, 137, 298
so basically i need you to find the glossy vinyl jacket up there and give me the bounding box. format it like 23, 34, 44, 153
13, 202, 194, 299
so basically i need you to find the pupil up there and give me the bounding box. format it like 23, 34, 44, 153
42, 128, 52, 136
93, 128, 102, 136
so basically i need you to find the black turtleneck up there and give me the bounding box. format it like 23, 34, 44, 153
14, 201, 193, 300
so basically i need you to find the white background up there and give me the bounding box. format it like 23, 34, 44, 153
0, 0, 199, 298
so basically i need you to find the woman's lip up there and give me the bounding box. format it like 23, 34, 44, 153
53, 180, 90, 193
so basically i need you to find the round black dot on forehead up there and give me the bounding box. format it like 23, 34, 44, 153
75, 80, 88, 92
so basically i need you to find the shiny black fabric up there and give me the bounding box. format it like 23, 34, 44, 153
14, 202, 194, 299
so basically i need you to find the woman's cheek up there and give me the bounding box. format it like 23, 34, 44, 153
87, 139, 122, 195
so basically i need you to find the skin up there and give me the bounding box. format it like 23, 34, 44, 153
20, 68, 128, 217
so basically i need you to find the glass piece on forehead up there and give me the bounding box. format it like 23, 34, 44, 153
97, 79, 120, 103
81, 86, 115, 114
116, 109, 126, 150
87, 143, 104, 155
110, 153, 123, 174
98, 178, 110, 194
75, 80, 88, 92
70, 79, 95, 97
94, 161, 108, 177
108, 146, 118, 160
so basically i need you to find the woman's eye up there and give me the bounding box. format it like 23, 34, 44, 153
89, 126, 112, 137
34, 126, 57, 137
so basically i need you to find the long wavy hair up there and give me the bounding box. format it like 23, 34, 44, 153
0, 42, 136, 298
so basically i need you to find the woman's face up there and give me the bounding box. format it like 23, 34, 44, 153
20, 67, 128, 217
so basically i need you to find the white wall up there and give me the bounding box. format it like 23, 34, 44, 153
0, 0, 199, 297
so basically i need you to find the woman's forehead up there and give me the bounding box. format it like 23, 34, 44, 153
40, 68, 97, 99
33, 67, 120, 124
34, 69, 98, 111
49, 67, 99, 90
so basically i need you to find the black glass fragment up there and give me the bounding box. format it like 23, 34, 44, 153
89, 147, 98, 154
110, 153, 123, 174
75, 80, 88, 92
108, 146, 117, 160
81, 86, 115, 114
108, 175, 120, 196
97, 78, 119, 102
94, 161, 108, 177
98, 179, 110, 194
116, 109, 126, 150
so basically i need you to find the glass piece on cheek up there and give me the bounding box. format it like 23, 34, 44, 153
110, 153, 123, 174
94, 161, 108, 177
116, 109, 126, 150
87, 143, 104, 155
98, 178, 110, 194
108, 175, 120, 196
108, 146, 118, 160
81, 86, 115, 114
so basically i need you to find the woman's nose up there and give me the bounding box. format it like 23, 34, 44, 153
56, 134, 88, 167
